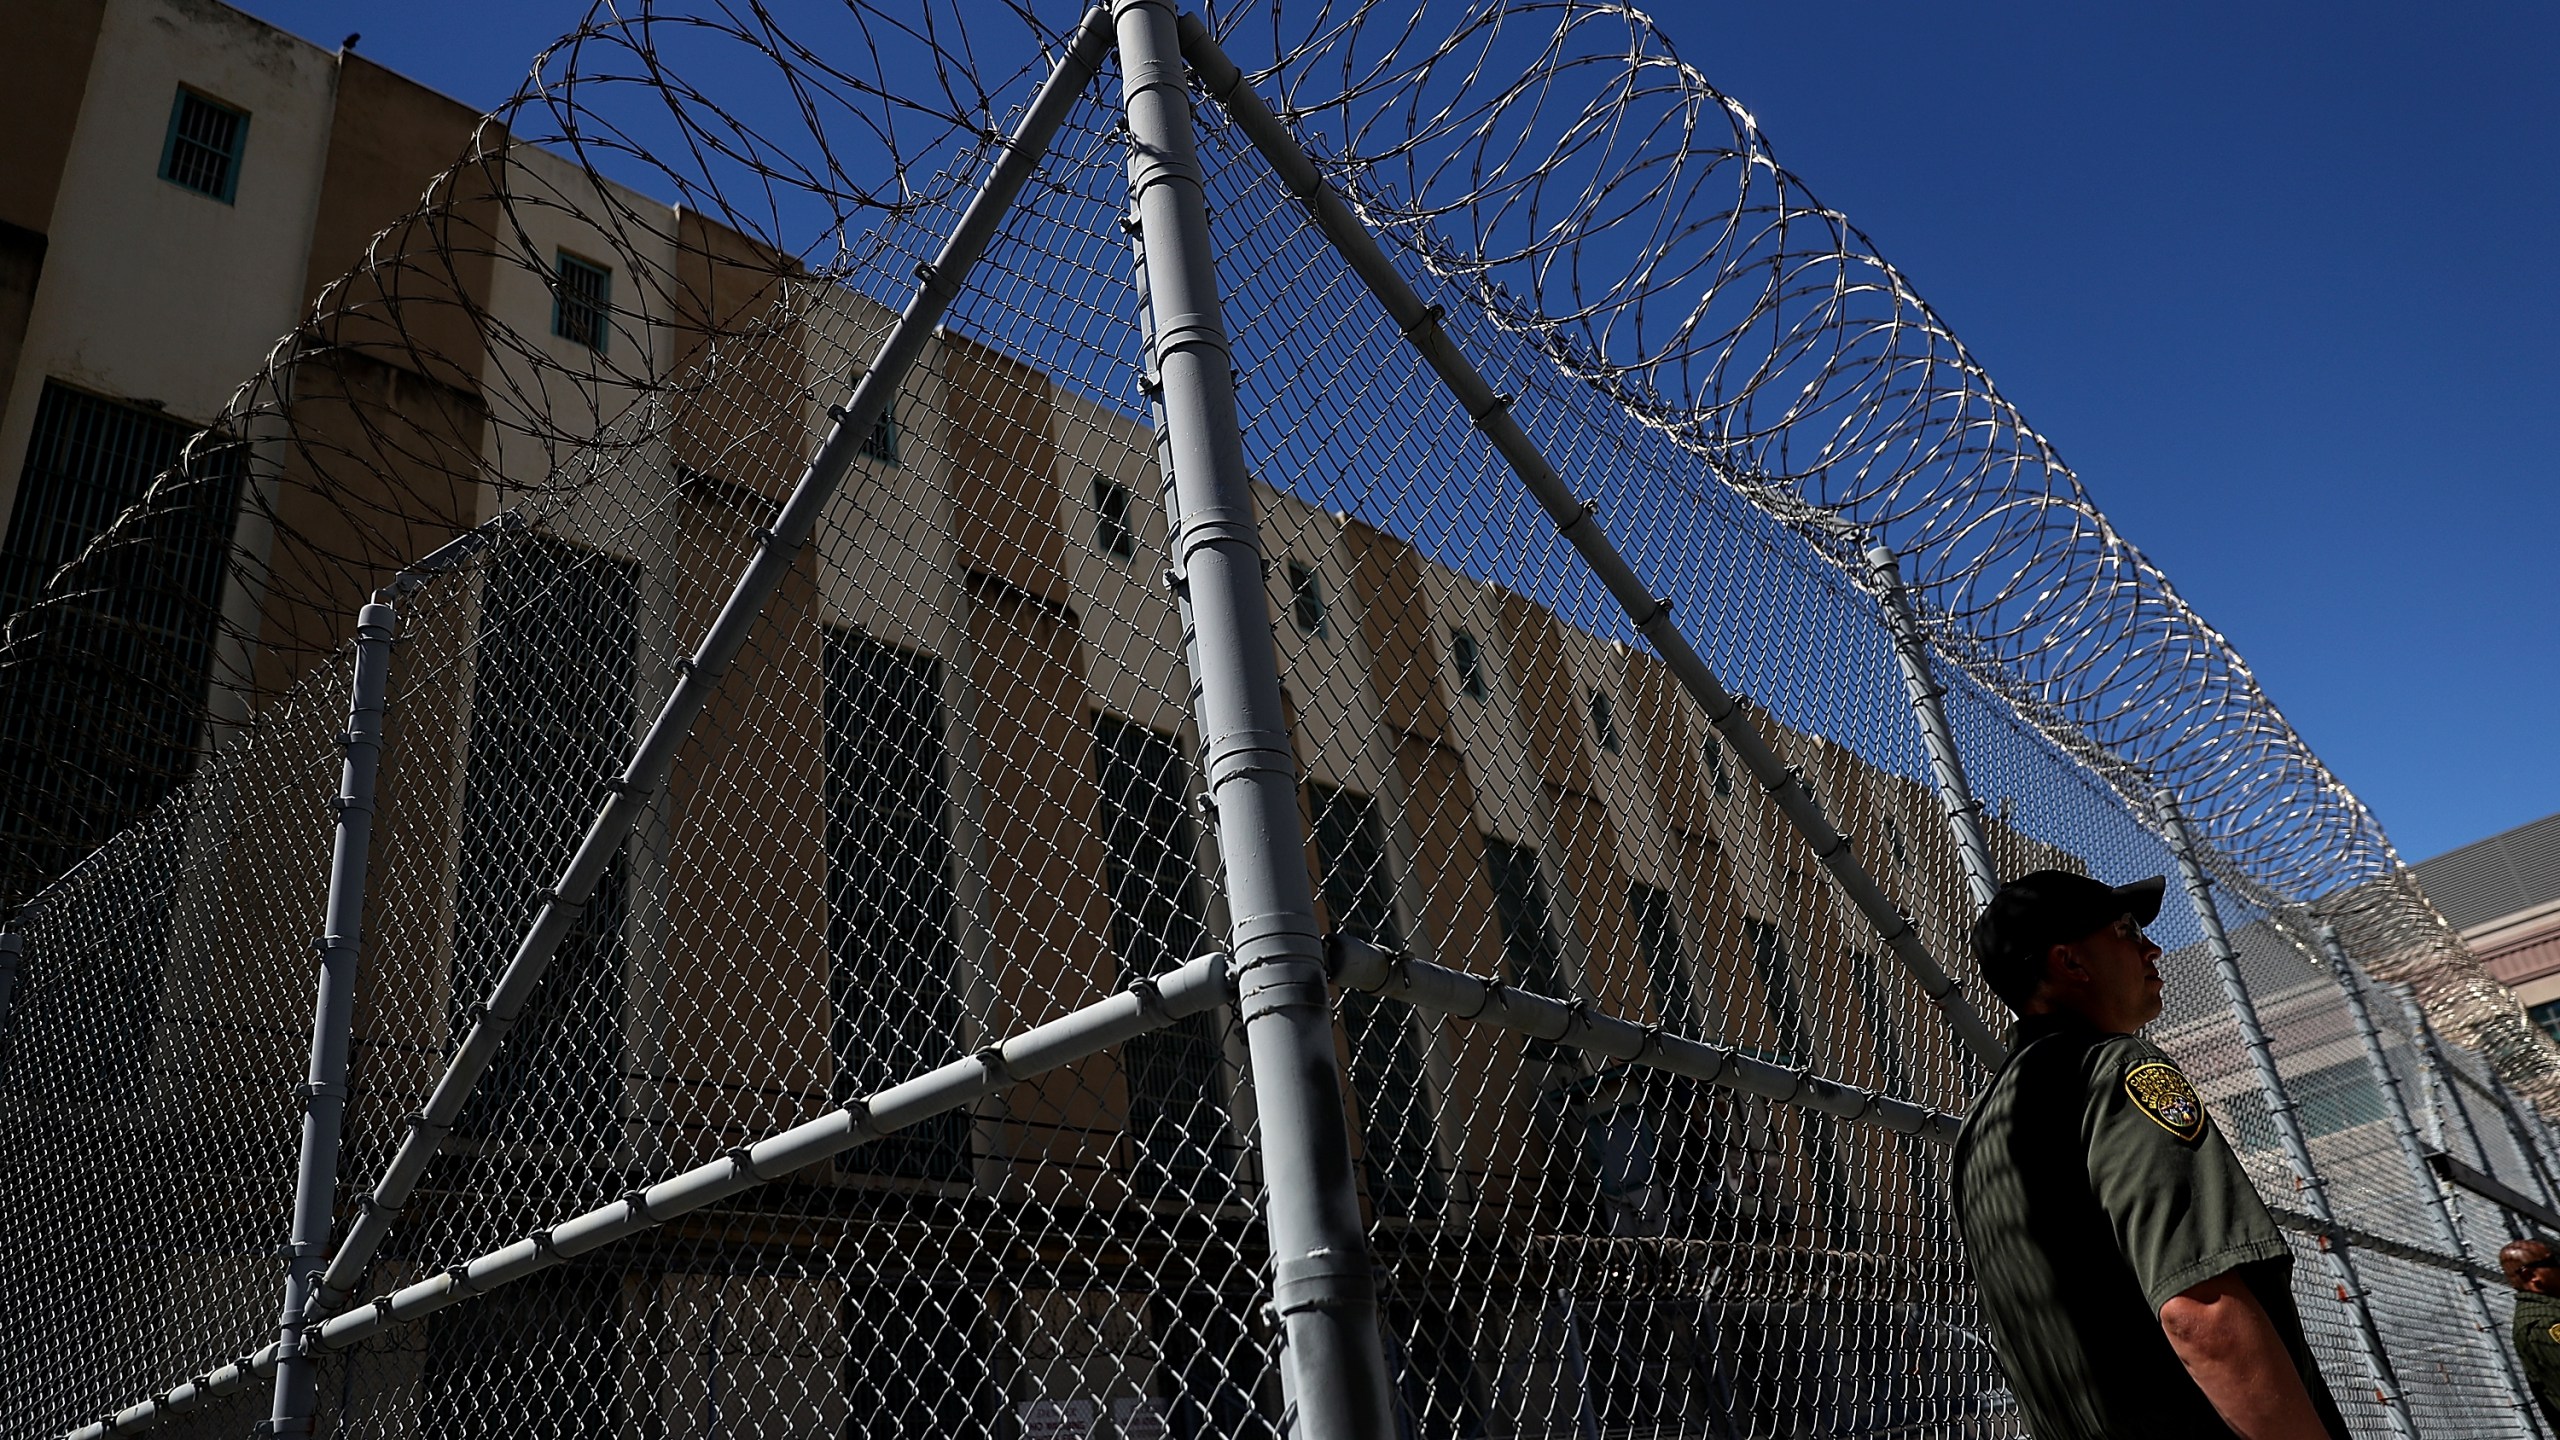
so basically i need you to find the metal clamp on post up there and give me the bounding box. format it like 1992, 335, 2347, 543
1271, 1249, 1379, 1318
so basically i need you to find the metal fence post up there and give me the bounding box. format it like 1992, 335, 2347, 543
1115, 4, 1397, 1436
268, 598, 397, 1436
1866, 544, 2000, 915
2319, 924, 2538, 1436
2162, 805, 2416, 1438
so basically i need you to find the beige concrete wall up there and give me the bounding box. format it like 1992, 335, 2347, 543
0, 0, 338, 524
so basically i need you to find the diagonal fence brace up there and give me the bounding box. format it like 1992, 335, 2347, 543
61, 951, 1228, 1440
1179, 17, 2003, 1072
306, 3, 1118, 1321
1329, 933, 1962, 1145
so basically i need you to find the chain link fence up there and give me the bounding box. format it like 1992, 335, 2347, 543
2, 4, 2554, 1439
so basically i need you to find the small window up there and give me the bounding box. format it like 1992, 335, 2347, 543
551, 251, 611, 353
2531, 999, 2560, 1048
1589, 688, 1621, 755
1449, 628, 1485, 700
1092, 476, 1137, 560
159, 88, 249, 203
1287, 559, 1325, 638
860, 410, 899, 465
1702, 731, 1733, 797
1881, 813, 1911, 872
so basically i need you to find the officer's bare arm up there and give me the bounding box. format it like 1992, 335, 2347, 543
2159, 1274, 2328, 1440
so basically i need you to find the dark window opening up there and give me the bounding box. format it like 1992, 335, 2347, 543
824, 630, 970, 1182
1589, 688, 1621, 755
1287, 559, 1326, 637
159, 88, 247, 202
1092, 475, 1137, 560
1310, 782, 1445, 1216
449, 536, 637, 1150
861, 408, 900, 465
1485, 838, 1572, 1060
1702, 732, 1732, 797
1449, 628, 1485, 700
2532, 999, 2560, 1049
0, 383, 243, 905
1882, 813, 1911, 872
1629, 882, 1696, 1030
1094, 713, 1235, 1200
550, 250, 611, 352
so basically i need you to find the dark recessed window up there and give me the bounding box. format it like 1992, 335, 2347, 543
1589, 688, 1621, 755
860, 409, 899, 465
1287, 559, 1325, 637
159, 88, 249, 203
1882, 813, 1912, 872
550, 250, 611, 353
1092, 475, 1137, 560
1702, 731, 1733, 797
1449, 628, 1485, 700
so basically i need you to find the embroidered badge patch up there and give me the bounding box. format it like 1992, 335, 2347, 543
2546, 1322, 2560, 1345
2125, 1061, 2206, 1142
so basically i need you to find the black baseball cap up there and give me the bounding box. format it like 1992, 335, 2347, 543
1972, 869, 2167, 1011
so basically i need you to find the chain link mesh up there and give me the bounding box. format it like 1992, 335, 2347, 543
0, 5, 2553, 1439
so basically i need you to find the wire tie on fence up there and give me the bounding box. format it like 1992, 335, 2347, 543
1399, 304, 1445, 340
368, 1295, 394, 1322
914, 261, 938, 285
1464, 977, 1501, 1024
298, 1080, 347, 1103
751, 524, 778, 547
1635, 595, 1675, 628
404, 1111, 447, 1138
839, 1097, 873, 1135
725, 1145, 772, 1183
975, 1044, 1014, 1085
1469, 393, 1515, 427
529, 1228, 560, 1258
443, 1262, 480, 1297
623, 1188, 655, 1223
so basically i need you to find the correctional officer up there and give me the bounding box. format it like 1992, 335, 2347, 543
1955, 868, 2349, 1440
2499, 1236, 2560, 1428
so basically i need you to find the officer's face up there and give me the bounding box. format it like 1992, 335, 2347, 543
2052, 912, 2164, 1033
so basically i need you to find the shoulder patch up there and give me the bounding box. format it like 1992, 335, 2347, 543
2123, 1060, 2207, 1142
2547, 1322, 2560, 1346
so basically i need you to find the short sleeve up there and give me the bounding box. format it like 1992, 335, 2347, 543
2083, 1042, 2290, 1313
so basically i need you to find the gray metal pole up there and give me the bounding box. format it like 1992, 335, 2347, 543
65, 952, 1230, 1440
1865, 544, 2000, 914
267, 599, 397, 1437
2320, 924, 2538, 1436
2399, 987, 2530, 1244
1328, 934, 1961, 1144
2163, 807, 2415, 1439
1178, 17, 2003, 1073
308, 5, 1116, 1320
1115, 6, 1397, 1437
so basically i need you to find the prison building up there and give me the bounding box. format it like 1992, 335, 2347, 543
0, 0, 791, 906
25, 263, 2087, 1436
0, 3, 2098, 1434
2412, 812, 2560, 1041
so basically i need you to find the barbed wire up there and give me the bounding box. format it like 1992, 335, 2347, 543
0, 0, 2538, 1088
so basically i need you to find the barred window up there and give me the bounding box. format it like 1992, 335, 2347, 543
450, 536, 638, 1148
1485, 838, 1572, 1060
550, 250, 611, 352
1702, 730, 1733, 797
1287, 558, 1326, 637
1092, 475, 1137, 560
861, 408, 899, 464
1628, 882, 1696, 1029
1094, 713, 1235, 1199
0, 382, 242, 904
824, 631, 970, 1182
1449, 627, 1485, 700
1311, 782, 1445, 1216
1589, 687, 1621, 755
158, 88, 247, 202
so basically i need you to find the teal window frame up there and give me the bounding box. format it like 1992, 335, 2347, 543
158, 87, 249, 204
550, 250, 612, 353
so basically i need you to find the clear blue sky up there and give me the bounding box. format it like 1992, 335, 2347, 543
230, 0, 2560, 864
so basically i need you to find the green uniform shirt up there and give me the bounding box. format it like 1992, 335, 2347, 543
2510, 1290, 2560, 1429
1954, 1013, 2349, 1439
